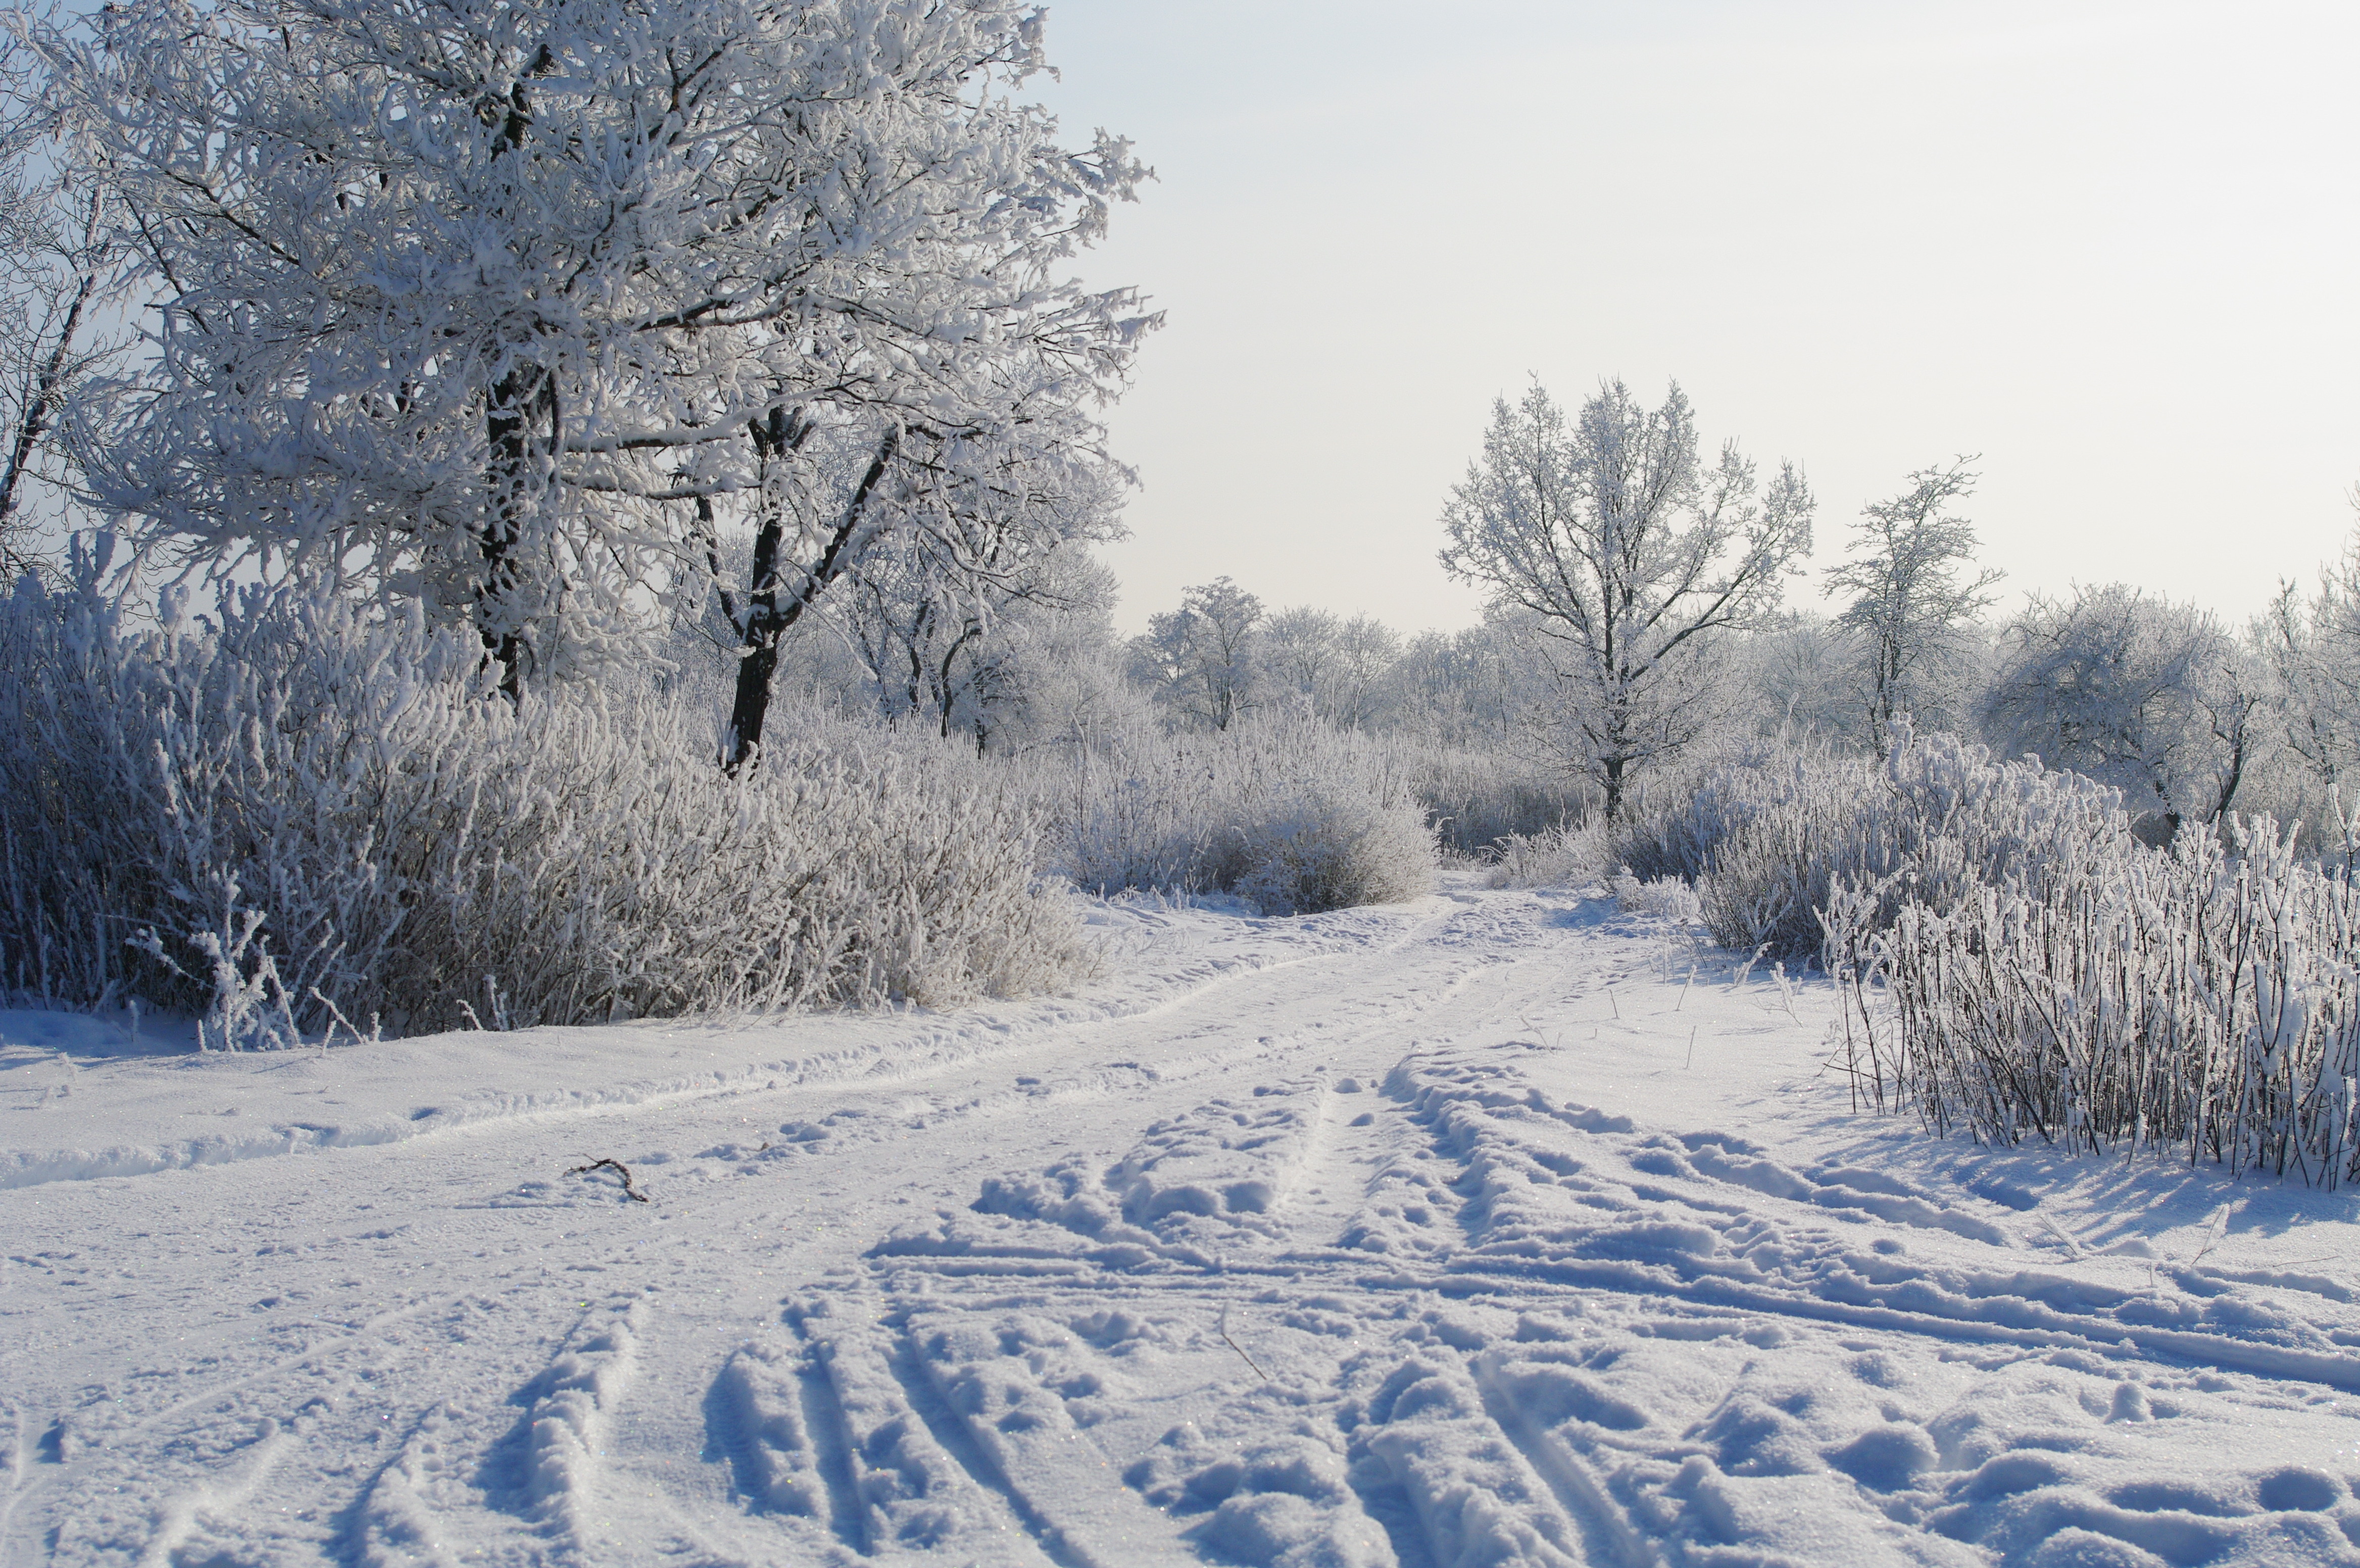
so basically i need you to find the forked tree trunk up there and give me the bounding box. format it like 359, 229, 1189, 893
723, 421, 898, 772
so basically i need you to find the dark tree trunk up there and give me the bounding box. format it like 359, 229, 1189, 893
723, 421, 898, 772
479, 364, 546, 700
476, 54, 557, 700
0, 265, 97, 575
935, 620, 981, 740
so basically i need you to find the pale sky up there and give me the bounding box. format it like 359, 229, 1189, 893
1032, 1, 2360, 635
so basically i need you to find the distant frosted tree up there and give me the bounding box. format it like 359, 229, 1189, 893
1259, 606, 1341, 716
1824, 459, 2002, 749
968, 550, 1136, 748
1127, 576, 1263, 730
1439, 379, 1813, 818
1743, 612, 1865, 744
1382, 623, 1531, 748
1984, 583, 2258, 833
1328, 614, 1405, 730
2253, 514, 2360, 806
830, 462, 1125, 749
1259, 607, 1402, 729
37, 0, 1153, 719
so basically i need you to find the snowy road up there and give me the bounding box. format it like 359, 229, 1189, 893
6, 881, 2360, 1566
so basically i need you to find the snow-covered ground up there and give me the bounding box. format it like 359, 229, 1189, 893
6, 877, 2360, 1567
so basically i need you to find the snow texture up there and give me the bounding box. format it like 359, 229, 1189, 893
6, 877, 2359, 1565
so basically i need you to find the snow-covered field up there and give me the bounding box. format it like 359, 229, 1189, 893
6, 878, 2359, 1567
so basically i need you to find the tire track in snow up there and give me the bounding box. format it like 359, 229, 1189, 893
847, 1024, 2360, 1567
30, 884, 2360, 1565
0, 896, 1473, 1193
1378, 1050, 2360, 1397
780, 1294, 1065, 1565
17, 1292, 499, 1565
1472, 1348, 1665, 1568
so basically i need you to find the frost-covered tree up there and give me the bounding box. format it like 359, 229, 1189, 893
1259, 605, 1341, 716
1127, 576, 1262, 730
1328, 614, 1405, 729
1439, 379, 1814, 818
1824, 459, 2001, 748
0, 39, 119, 582
959, 548, 1135, 748
35, 0, 1153, 710
1742, 611, 1865, 744
830, 465, 1124, 749
1381, 622, 1530, 749
2253, 520, 2360, 805
1259, 606, 1402, 729
1984, 583, 2258, 834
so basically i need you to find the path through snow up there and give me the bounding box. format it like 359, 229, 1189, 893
5, 880, 2359, 1565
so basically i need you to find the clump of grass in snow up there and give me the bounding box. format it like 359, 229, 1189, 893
1483, 820, 1612, 891
1828, 814, 2360, 1188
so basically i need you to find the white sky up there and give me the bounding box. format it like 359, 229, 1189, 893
1031, 1, 2360, 635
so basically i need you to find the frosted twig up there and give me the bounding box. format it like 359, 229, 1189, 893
2038, 1213, 2087, 1259
1218, 1302, 1269, 1382
308, 987, 367, 1054
1733, 943, 1771, 988
2188, 1204, 2232, 1268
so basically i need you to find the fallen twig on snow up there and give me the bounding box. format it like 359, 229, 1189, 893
1218, 1302, 1269, 1381
566, 1157, 650, 1203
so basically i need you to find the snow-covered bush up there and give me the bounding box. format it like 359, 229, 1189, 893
1829, 817, 2360, 1187
1405, 746, 1591, 858
0, 573, 1086, 1044
1033, 713, 1435, 914
1610, 870, 1703, 923
1483, 821, 1612, 890
1620, 725, 2131, 957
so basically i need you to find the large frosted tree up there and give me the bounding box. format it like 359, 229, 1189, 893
35, 0, 1153, 722
1439, 380, 1814, 819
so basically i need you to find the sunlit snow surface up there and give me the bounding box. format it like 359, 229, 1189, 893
5, 877, 2359, 1566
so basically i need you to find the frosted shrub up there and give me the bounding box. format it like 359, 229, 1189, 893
1828, 818, 2360, 1188
1485, 821, 1612, 890
1404, 748, 1590, 857
1609, 871, 1702, 924
1035, 713, 1435, 914
0, 575, 1087, 1044
1228, 782, 1437, 916
1621, 725, 2131, 957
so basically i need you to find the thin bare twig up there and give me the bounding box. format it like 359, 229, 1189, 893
1218, 1302, 1268, 1382
567, 1157, 651, 1203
